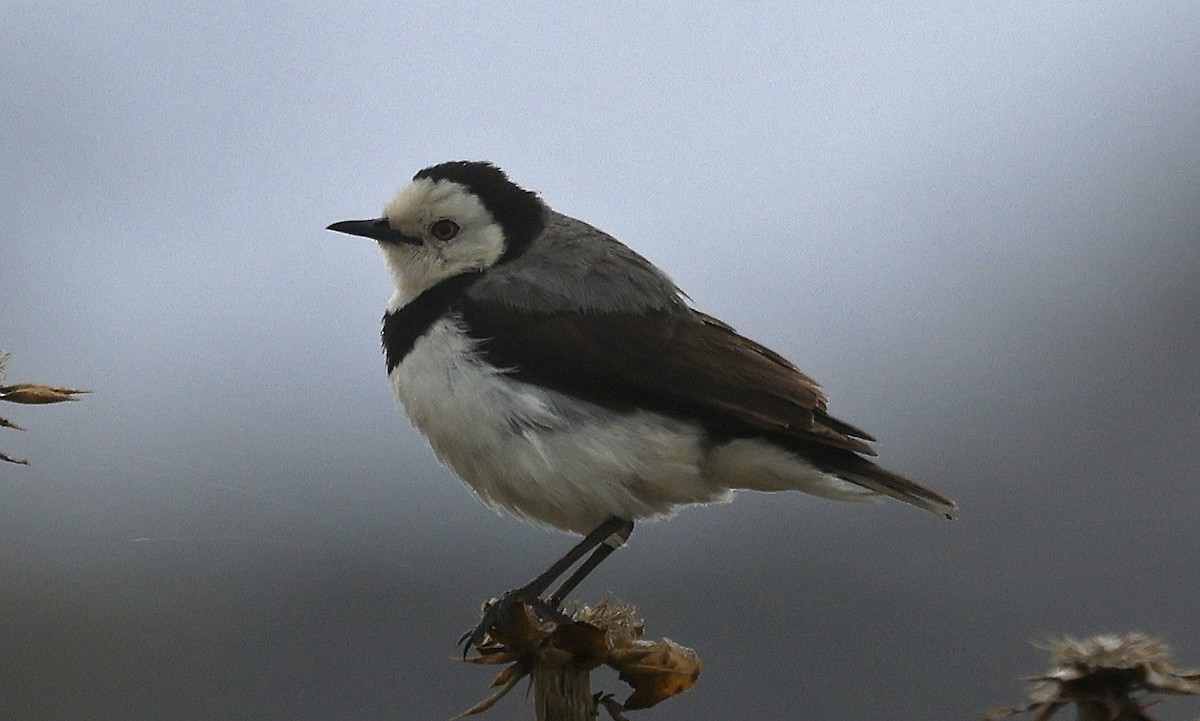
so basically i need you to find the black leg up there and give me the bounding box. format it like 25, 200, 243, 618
519, 516, 629, 598
459, 516, 631, 653
548, 519, 634, 609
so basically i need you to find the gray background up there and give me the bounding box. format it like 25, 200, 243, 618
3, 3, 1199, 719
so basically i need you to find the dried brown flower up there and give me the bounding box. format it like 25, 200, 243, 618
458, 598, 701, 719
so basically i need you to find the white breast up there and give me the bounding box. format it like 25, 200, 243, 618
388, 316, 731, 534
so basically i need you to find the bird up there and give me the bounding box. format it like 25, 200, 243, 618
327, 161, 956, 649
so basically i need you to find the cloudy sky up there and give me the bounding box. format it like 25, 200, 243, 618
3, 2, 1199, 719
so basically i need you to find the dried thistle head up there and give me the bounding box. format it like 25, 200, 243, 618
988, 633, 1200, 721
457, 597, 701, 718
567, 597, 643, 647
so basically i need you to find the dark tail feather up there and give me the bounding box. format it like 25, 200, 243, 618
833, 459, 957, 519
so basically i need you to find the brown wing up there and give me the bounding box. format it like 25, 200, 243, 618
457, 300, 879, 456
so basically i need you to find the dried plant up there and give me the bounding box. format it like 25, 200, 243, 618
1, 350, 89, 465
988, 633, 1200, 721
458, 597, 701, 719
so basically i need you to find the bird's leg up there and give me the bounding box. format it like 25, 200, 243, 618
548, 519, 633, 610
460, 516, 630, 652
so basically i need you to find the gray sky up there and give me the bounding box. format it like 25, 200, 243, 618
3, 2, 1200, 719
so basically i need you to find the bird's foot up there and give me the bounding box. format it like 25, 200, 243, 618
459, 588, 571, 655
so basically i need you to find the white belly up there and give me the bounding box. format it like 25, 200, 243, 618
389, 317, 731, 534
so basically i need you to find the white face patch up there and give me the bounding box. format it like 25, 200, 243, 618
378, 178, 506, 304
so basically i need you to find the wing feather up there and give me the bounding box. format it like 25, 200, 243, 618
458, 301, 877, 456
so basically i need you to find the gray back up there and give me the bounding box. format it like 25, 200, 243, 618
466, 210, 690, 315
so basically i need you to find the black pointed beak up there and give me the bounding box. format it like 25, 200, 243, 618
326, 218, 422, 245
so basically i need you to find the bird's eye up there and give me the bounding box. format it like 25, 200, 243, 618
430, 219, 460, 241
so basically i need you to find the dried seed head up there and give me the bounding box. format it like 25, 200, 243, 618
460, 598, 701, 717
0, 384, 91, 404
0, 351, 89, 465
569, 597, 643, 647
988, 633, 1200, 721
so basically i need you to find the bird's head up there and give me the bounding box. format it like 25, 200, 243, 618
327, 161, 545, 302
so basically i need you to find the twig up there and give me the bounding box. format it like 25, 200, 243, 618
534, 660, 592, 721
0, 451, 29, 466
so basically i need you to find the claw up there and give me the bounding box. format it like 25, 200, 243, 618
459, 588, 529, 656
458, 590, 575, 656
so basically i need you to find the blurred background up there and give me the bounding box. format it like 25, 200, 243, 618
3, 2, 1198, 719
